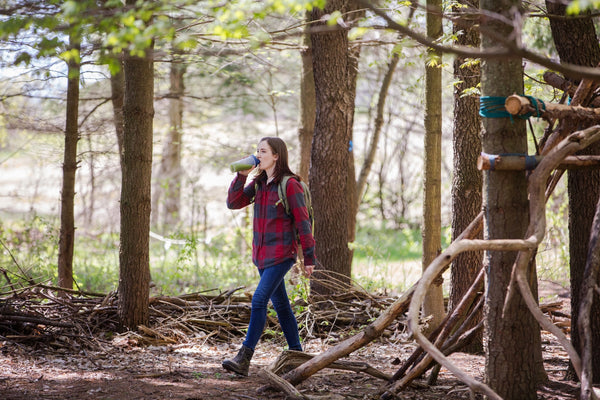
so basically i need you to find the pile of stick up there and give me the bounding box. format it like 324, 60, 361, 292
0, 281, 404, 350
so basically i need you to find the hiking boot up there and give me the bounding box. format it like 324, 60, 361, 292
222, 345, 254, 376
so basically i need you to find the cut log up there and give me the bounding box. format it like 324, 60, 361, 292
504, 94, 600, 121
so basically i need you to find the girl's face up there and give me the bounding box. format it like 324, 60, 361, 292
257, 140, 278, 173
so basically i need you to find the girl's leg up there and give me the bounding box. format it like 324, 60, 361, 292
243, 259, 294, 350
269, 276, 302, 351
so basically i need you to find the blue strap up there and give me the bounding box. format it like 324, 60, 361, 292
524, 155, 538, 170
480, 95, 546, 120
483, 152, 539, 170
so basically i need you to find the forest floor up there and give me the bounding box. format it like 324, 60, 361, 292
0, 331, 584, 400
0, 281, 595, 400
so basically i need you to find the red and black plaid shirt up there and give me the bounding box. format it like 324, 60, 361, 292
227, 173, 316, 269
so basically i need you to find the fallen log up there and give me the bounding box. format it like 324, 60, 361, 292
269, 350, 391, 380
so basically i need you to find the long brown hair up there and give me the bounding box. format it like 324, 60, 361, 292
256, 137, 300, 184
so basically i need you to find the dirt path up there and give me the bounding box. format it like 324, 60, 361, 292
0, 330, 584, 400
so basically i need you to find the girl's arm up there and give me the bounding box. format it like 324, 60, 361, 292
226, 173, 256, 209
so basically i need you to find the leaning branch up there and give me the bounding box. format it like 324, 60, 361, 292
407, 126, 600, 400
578, 196, 600, 400
503, 126, 600, 400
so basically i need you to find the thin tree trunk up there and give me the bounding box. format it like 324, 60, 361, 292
421, 0, 445, 334
57, 33, 80, 291
118, 32, 154, 330
346, 29, 361, 245
449, 0, 483, 353
355, 32, 405, 210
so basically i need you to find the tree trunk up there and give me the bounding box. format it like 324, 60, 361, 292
449, 0, 483, 353
153, 58, 186, 230
421, 0, 445, 334
346, 28, 361, 246
110, 61, 125, 168
546, 1, 600, 382
480, 0, 543, 396
57, 33, 80, 291
308, 0, 358, 295
118, 35, 154, 330
298, 17, 315, 183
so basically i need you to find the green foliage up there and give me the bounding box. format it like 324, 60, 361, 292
0, 215, 59, 285
148, 229, 257, 296
566, 0, 600, 14
353, 225, 422, 261
351, 225, 421, 293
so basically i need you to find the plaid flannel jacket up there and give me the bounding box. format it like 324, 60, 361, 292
226, 173, 316, 269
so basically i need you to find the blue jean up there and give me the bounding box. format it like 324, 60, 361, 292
243, 259, 302, 351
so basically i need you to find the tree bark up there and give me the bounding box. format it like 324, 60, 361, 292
308, 0, 358, 294
57, 33, 80, 291
480, 0, 543, 396
421, 0, 445, 334
118, 33, 154, 330
450, 0, 483, 353
546, 0, 600, 382
298, 17, 315, 183
346, 39, 360, 246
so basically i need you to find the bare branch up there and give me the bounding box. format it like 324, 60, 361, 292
357, 0, 600, 80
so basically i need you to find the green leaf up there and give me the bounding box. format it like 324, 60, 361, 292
327, 10, 342, 26
349, 26, 369, 40
14, 51, 32, 66
566, 0, 600, 13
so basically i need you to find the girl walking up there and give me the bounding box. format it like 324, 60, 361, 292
223, 137, 316, 376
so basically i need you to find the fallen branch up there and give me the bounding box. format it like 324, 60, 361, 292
269, 350, 391, 380
384, 268, 484, 395
280, 283, 415, 386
